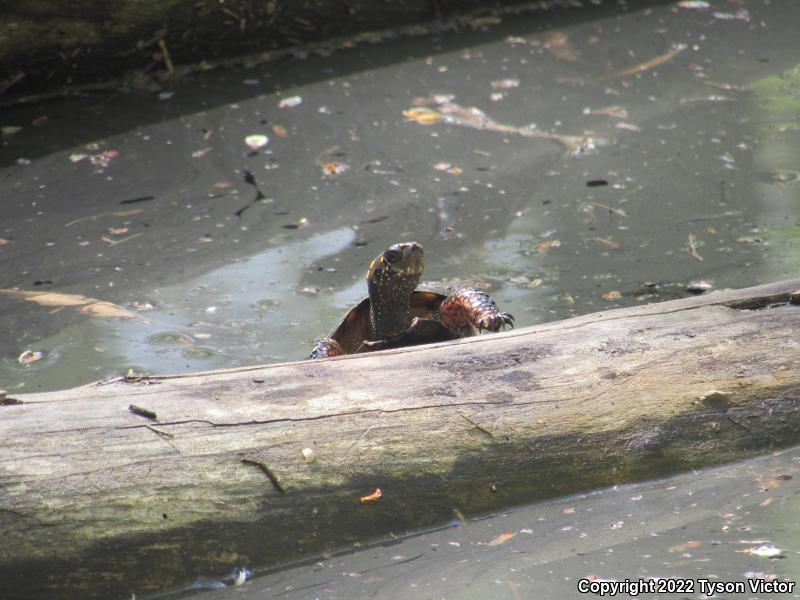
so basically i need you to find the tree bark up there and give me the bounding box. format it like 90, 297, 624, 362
2, 279, 799, 599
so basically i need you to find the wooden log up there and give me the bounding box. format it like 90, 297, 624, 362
2, 280, 799, 599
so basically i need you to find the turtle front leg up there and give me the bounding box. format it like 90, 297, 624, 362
437, 288, 515, 335
310, 337, 346, 359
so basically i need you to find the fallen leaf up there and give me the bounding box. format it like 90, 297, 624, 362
602, 290, 622, 300
18, 350, 43, 365
544, 32, 579, 62
79, 301, 138, 319
487, 532, 516, 546
588, 106, 629, 119
668, 541, 703, 553
525, 277, 542, 288
0, 289, 144, 320
322, 162, 350, 176
272, 124, 288, 138
536, 240, 561, 254
0, 289, 94, 306
403, 107, 445, 124
591, 237, 621, 250
359, 488, 382, 503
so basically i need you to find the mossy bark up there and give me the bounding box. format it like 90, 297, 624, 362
1, 279, 799, 599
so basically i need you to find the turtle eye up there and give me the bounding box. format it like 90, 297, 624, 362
384, 248, 402, 264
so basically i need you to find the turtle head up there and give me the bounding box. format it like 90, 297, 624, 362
366, 242, 424, 340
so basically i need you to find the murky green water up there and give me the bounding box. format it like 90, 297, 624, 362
2, 0, 800, 393
2, 0, 799, 393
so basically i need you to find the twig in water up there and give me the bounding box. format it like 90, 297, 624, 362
589, 202, 628, 218
688, 233, 704, 261
158, 39, 175, 75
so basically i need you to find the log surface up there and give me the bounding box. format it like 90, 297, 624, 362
2, 280, 799, 599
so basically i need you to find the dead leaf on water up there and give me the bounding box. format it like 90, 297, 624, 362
403, 107, 445, 124
487, 532, 516, 546
405, 97, 597, 155
18, 350, 44, 365
536, 240, 561, 254
591, 237, 621, 250
79, 301, 138, 319
588, 106, 629, 119
0, 289, 143, 320
322, 162, 350, 176
668, 540, 703, 553
544, 32, 579, 62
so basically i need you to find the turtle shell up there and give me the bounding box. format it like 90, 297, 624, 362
326, 290, 459, 354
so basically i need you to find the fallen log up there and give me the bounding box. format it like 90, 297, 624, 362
2, 280, 799, 599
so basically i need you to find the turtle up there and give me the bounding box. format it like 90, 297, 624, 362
310, 241, 514, 358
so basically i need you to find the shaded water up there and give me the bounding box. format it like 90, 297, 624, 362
160, 446, 800, 600
2, 0, 798, 392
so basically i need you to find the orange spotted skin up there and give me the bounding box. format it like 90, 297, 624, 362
437, 289, 514, 335
310, 242, 514, 358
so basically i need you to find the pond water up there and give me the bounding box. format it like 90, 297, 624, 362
1, 0, 798, 393
1, 0, 799, 597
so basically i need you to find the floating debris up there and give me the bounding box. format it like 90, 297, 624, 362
322, 161, 350, 176
602, 290, 622, 300
585, 106, 630, 119
491, 78, 520, 89
608, 44, 687, 79
18, 350, 43, 366
360, 488, 382, 503
536, 239, 561, 254
687, 280, 713, 294
740, 545, 784, 559
688, 233, 704, 261
405, 96, 599, 155
487, 532, 516, 546
245, 134, 269, 150
278, 95, 303, 108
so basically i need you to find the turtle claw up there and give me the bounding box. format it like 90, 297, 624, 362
478, 311, 515, 333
